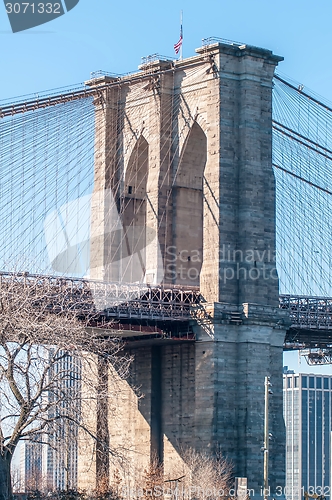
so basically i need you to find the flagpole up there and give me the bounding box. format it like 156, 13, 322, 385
180, 10, 183, 61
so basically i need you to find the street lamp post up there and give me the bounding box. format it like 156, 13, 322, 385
264, 376, 271, 500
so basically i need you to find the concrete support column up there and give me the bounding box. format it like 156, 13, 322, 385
195, 44, 282, 306
237, 54, 279, 306
89, 80, 123, 281
147, 70, 174, 284
193, 303, 289, 492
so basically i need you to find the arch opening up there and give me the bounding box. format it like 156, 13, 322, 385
121, 136, 149, 283
171, 121, 207, 286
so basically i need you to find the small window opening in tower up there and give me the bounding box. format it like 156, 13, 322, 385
128, 186, 133, 194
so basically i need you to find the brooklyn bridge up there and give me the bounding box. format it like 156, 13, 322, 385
1, 37, 332, 492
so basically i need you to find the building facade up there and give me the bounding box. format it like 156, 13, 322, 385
20, 350, 80, 492
20, 437, 45, 492
283, 372, 332, 500
20, 426, 78, 492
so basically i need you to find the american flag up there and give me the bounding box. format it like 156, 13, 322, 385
174, 25, 183, 55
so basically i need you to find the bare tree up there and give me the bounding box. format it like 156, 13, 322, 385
0, 273, 131, 500
118, 448, 233, 500
163, 448, 233, 500
141, 454, 163, 500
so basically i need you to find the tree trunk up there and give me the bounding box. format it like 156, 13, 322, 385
96, 355, 109, 494
0, 454, 12, 500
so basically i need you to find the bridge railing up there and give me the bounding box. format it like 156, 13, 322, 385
280, 295, 332, 330
0, 272, 201, 321
3, 272, 332, 330
140, 54, 174, 65
201, 37, 244, 47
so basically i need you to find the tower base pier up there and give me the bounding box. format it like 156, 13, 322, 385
77, 303, 288, 494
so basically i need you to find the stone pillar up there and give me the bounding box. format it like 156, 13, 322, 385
195, 43, 283, 306
88, 62, 174, 285
88, 77, 123, 281
191, 42, 285, 492
144, 63, 174, 285
192, 303, 289, 493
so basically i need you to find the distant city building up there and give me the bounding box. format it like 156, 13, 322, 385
46, 420, 78, 490
283, 372, 332, 500
45, 349, 80, 491
283, 365, 295, 375
20, 351, 80, 492
20, 437, 45, 491
20, 428, 78, 492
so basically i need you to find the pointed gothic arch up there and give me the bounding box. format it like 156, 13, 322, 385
122, 135, 149, 283
172, 121, 207, 286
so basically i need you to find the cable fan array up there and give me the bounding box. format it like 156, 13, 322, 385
0, 63, 208, 281
273, 75, 332, 296
1, 67, 332, 295
0, 96, 95, 274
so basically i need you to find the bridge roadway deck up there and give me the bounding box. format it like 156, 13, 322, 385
1, 273, 332, 348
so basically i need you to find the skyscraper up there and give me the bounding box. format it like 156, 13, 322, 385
283, 372, 332, 500
20, 437, 45, 492
20, 350, 80, 492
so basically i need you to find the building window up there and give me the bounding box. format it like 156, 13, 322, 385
302, 376, 307, 388
309, 377, 315, 388
324, 377, 329, 390
317, 377, 322, 389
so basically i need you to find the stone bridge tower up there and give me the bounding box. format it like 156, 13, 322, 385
79, 40, 287, 493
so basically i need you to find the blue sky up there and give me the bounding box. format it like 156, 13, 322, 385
1, 0, 332, 375
1, 0, 332, 100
